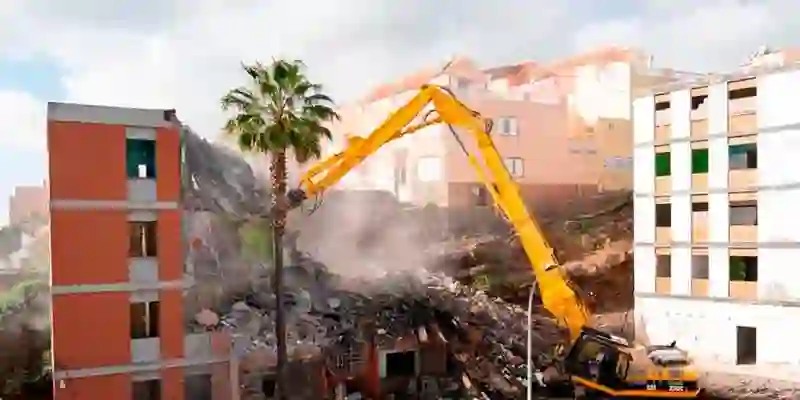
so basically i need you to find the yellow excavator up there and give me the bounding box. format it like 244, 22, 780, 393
286, 85, 700, 399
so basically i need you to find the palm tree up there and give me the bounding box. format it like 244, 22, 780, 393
221, 59, 339, 397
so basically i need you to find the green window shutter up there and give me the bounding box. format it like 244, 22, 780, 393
691, 149, 709, 174
655, 153, 671, 177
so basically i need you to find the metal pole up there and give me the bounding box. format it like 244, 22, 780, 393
527, 284, 535, 400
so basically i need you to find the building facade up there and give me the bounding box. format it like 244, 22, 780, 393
632, 64, 800, 368
8, 181, 48, 226
47, 103, 233, 399
323, 47, 684, 210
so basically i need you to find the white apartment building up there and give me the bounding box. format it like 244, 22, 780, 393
632, 62, 800, 368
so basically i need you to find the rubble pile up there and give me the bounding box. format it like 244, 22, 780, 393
196, 260, 568, 398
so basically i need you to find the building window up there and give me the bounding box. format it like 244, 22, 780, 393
133, 379, 161, 400
736, 326, 757, 365
655, 152, 671, 177
185, 374, 212, 400
654, 99, 671, 126
453, 77, 470, 91
503, 157, 524, 178
496, 117, 518, 136
730, 256, 758, 282
472, 186, 490, 206
127, 139, 157, 179
655, 203, 671, 227
656, 255, 671, 277
129, 221, 158, 257
692, 255, 709, 279
730, 200, 757, 225
691, 149, 709, 174
416, 156, 442, 182
131, 301, 160, 339
385, 351, 417, 378
729, 143, 757, 170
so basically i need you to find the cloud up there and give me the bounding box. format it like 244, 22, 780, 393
573, 0, 800, 72
1, 0, 590, 139
0, 90, 46, 151
2, 0, 800, 145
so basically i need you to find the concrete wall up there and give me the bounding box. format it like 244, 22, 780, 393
636, 296, 800, 366
633, 95, 655, 294
756, 70, 800, 301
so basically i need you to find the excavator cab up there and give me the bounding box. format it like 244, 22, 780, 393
563, 327, 700, 398
563, 327, 632, 390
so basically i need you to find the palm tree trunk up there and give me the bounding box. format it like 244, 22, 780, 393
270, 150, 288, 399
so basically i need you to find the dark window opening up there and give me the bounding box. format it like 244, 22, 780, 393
730, 256, 758, 282
385, 351, 416, 378
730, 201, 758, 225
126, 138, 157, 179
133, 379, 161, 400
656, 204, 671, 227
655, 101, 671, 111
655, 152, 671, 177
656, 255, 671, 278
692, 256, 709, 279
262, 376, 276, 397
692, 202, 709, 212
691, 95, 708, 110
473, 186, 490, 207
691, 149, 709, 174
130, 301, 160, 339
129, 221, 158, 257
730, 143, 757, 170
736, 326, 757, 365
729, 87, 757, 100
184, 374, 212, 400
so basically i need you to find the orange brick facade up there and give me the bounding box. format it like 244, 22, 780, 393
47, 103, 230, 400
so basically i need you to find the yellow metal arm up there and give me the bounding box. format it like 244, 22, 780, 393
289, 85, 589, 342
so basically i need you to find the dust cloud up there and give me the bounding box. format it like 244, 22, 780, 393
289, 189, 443, 281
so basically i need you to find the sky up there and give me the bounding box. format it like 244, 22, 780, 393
1, 0, 800, 225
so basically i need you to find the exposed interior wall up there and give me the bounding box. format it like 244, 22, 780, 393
757, 70, 800, 301
635, 296, 800, 366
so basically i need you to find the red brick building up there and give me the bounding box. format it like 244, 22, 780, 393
47, 102, 234, 399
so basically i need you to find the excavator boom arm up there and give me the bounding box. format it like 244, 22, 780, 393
291, 85, 589, 342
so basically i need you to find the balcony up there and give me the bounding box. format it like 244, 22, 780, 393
692, 173, 708, 193
690, 118, 708, 139
654, 124, 670, 145
729, 169, 757, 192
655, 278, 671, 294
129, 257, 158, 284
655, 177, 671, 196
655, 227, 671, 245
692, 214, 708, 243
132, 337, 160, 363
728, 81, 757, 135
730, 225, 757, 242
691, 279, 709, 297
729, 281, 757, 300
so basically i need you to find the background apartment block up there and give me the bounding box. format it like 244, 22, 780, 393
632, 65, 800, 368
47, 103, 233, 399
324, 47, 690, 210
8, 181, 49, 226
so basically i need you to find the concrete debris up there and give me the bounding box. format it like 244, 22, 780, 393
194, 251, 568, 398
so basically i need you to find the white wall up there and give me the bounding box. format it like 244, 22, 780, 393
574, 62, 632, 124
756, 70, 800, 301
633, 95, 656, 293
707, 82, 731, 297
636, 296, 800, 366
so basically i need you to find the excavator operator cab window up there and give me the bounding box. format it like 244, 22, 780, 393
566, 333, 629, 388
